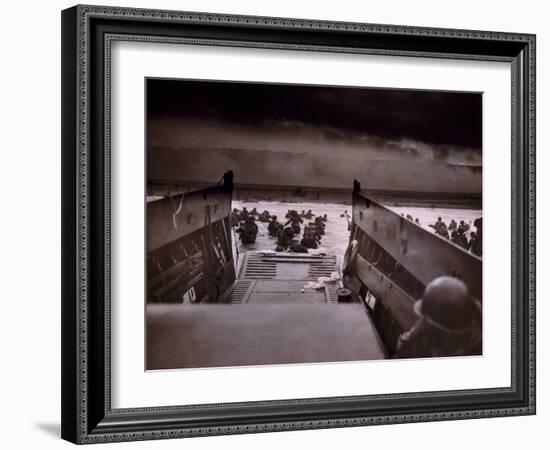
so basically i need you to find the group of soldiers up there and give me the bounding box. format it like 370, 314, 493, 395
232, 207, 272, 224
430, 217, 482, 256
402, 213, 421, 226
272, 209, 328, 253
232, 206, 331, 253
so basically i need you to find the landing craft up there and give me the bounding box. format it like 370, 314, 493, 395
146, 171, 235, 304
146, 173, 482, 369
342, 180, 482, 355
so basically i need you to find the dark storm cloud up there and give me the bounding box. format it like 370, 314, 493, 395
147, 78, 482, 149
146, 78, 482, 193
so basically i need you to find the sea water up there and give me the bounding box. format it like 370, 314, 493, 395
233, 200, 481, 266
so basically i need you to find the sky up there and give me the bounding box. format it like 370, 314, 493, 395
146, 78, 482, 193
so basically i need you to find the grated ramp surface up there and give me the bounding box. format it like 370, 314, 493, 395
242, 252, 337, 281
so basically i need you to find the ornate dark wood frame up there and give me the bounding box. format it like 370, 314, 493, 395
61, 4, 536, 444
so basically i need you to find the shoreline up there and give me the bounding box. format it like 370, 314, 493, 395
147, 181, 482, 210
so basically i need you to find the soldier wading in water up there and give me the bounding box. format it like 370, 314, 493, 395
393, 276, 481, 358
236, 216, 258, 245
275, 227, 294, 251
267, 215, 283, 237
284, 212, 303, 235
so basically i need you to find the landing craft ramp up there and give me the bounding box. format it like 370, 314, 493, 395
228, 252, 339, 304
147, 303, 385, 369
147, 252, 385, 370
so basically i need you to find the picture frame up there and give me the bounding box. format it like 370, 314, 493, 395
61, 4, 536, 444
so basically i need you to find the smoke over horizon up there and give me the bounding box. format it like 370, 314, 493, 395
147, 79, 482, 194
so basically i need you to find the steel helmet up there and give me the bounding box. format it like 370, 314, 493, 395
414, 276, 480, 333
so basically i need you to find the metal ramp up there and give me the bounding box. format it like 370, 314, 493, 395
228, 252, 339, 304
147, 303, 386, 369
241, 252, 337, 280
226, 279, 255, 304
146, 251, 387, 370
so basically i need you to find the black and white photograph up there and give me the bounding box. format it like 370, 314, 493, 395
0, 0, 535, 447
146, 79, 483, 370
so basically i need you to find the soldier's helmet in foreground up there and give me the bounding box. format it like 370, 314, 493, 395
414, 276, 480, 333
